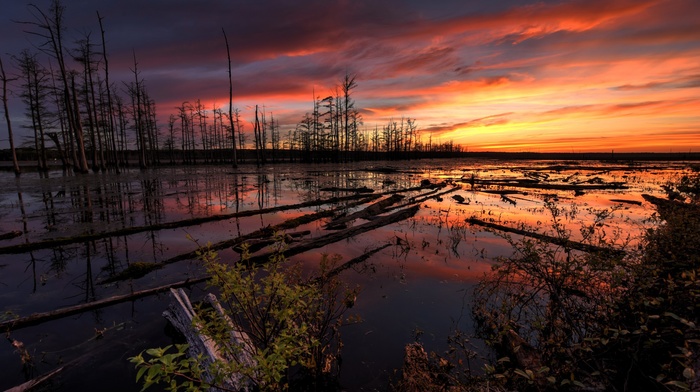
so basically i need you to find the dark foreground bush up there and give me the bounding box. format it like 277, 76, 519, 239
470, 170, 699, 391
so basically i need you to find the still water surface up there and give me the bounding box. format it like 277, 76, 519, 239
0, 158, 686, 390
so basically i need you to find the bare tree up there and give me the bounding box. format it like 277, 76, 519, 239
0, 56, 21, 176
222, 28, 238, 167
15, 49, 50, 171
22, 0, 89, 172
341, 72, 357, 159
97, 11, 119, 172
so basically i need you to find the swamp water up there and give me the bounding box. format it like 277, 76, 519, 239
0, 158, 688, 390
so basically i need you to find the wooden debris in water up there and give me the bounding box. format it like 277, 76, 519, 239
0, 230, 22, 241
610, 198, 642, 206
246, 205, 420, 265
163, 288, 255, 391
5, 366, 64, 392
466, 217, 626, 257
0, 277, 209, 332
325, 194, 405, 230
319, 186, 374, 193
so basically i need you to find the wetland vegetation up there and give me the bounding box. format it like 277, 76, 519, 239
1, 158, 698, 391
0, 2, 698, 390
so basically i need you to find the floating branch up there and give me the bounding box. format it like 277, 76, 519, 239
466, 217, 626, 257
0, 193, 383, 255
246, 205, 420, 265
325, 194, 405, 230
0, 277, 209, 332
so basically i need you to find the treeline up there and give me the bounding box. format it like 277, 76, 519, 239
0, 1, 460, 176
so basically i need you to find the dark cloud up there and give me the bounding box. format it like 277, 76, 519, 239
1, 0, 698, 152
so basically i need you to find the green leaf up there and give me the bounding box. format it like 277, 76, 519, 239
136, 365, 148, 382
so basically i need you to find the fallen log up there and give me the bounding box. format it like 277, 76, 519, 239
384, 186, 460, 213
5, 366, 64, 392
324, 194, 404, 230
501, 194, 517, 206
161, 195, 381, 265
0, 193, 383, 255
460, 178, 628, 191
0, 230, 22, 241
319, 186, 374, 193
232, 230, 310, 253
163, 288, 255, 391
246, 205, 420, 265
0, 183, 440, 256
98, 196, 381, 285
310, 243, 392, 284
480, 189, 523, 195
0, 277, 209, 332
610, 198, 642, 206
466, 217, 626, 257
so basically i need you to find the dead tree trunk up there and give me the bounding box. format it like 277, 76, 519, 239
0, 57, 21, 176
222, 28, 238, 168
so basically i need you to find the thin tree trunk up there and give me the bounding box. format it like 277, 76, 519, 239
0, 57, 21, 176
71, 75, 89, 173
98, 12, 119, 172
222, 29, 238, 167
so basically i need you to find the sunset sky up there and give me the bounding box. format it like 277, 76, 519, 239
1, 0, 699, 152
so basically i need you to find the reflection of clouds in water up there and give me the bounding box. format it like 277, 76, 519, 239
0, 158, 686, 391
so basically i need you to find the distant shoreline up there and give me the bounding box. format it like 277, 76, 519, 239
1, 150, 699, 172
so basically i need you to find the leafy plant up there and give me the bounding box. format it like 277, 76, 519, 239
471, 172, 700, 391
130, 237, 359, 391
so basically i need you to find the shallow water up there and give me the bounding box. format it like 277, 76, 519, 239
0, 158, 689, 390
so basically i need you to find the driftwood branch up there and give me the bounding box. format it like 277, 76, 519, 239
466, 217, 626, 257
5, 366, 65, 392
246, 205, 420, 265
0, 193, 381, 255
232, 230, 310, 253
163, 288, 255, 391
310, 243, 392, 284
461, 178, 628, 191
161, 195, 381, 265
385, 186, 460, 213
325, 194, 405, 230
0, 230, 22, 241
0, 277, 209, 332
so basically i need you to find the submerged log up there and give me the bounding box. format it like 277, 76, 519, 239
384, 186, 460, 213
0, 193, 383, 255
232, 230, 310, 253
246, 205, 420, 265
0, 230, 22, 241
0, 182, 437, 256
5, 366, 64, 392
163, 288, 255, 391
163, 195, 381, 265
610, 198, 643, 206
319, 186, 374, 193
325, 194, 404, 230
310, 243, 392, 284
0, 277, 209, 332
460, 178, 628, 191
466, 217, 626, 257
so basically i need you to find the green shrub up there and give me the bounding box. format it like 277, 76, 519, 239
472, 171, 700, 391
130, 238, 358, 391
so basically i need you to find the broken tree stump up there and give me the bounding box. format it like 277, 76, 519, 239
163, 288, 256, 391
